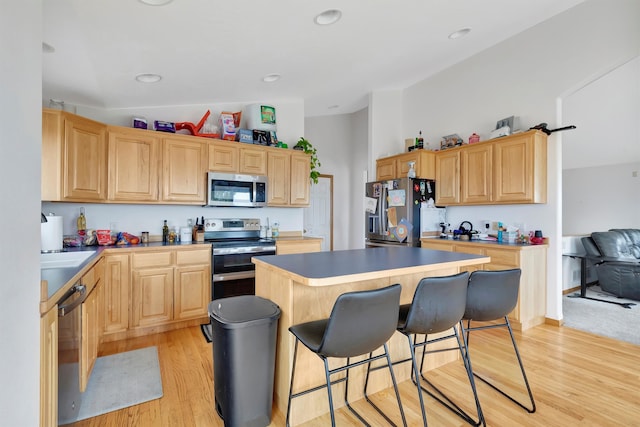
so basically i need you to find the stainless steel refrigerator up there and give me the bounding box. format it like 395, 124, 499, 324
365, 177, 436, 247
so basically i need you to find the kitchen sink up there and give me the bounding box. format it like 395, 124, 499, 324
40, 250, 96, 269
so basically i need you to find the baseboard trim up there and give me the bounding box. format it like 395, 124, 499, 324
545, 317, 563, 327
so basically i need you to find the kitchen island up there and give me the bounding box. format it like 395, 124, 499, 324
253, 247, 490, 425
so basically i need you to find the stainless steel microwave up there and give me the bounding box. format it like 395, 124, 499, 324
206, 172, 267, 207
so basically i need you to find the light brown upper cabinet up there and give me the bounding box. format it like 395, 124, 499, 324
208, 140, 239, 172
493, 131, 547, 204
42, 109, 107, 202
240, 146, 268, 175
461, 143, 492, 204
107, 127, 160, 202
208, 139, 267, 175
376, 150, 436, 181
267, 150, 311, 207
434, 150, 460, 205
161, 135, 207, 204
434, 130, 547, 206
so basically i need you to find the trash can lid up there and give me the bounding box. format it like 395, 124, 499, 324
209, 295, 281, 324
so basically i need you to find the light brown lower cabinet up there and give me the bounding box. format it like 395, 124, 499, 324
131, 247, 211, 329
102, 253, 130, 338
40, 305, 58, 427
421, 239, 547, 331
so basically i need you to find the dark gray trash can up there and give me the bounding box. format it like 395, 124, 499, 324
209, 295, 281, 427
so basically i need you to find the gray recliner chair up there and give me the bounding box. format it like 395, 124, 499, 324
581, 229, 640, 301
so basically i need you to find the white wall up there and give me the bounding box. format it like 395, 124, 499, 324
305, 109, 368, 250
563, 162, 640, 235
349, 108, 369, 248
395, 0, 640, 321
0, 2, 42, 425
74, 99, 305, 149
41, 202, 303, 238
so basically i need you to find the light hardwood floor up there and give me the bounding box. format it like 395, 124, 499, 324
69, 323, 640, 426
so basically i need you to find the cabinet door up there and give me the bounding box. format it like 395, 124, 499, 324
493, 132, 547, 204
208, 141, 238, 172
396, 153, 417, 179
132, 267, 173, 328
80, 286, 99, 392
103, 254, 130, 335
162, 136, 206, 203
40, 307, 58, 427
290, 152, 311, 206
435, 150, 460, 205
267, 151, 291, 205
240, 147, 268, 175
461, 143, 492, 204
63, 115, 107, 201
108, 129, 159, 201
376, 157, 396, 181
174, 265, 210, 320
42, 109, 63, 201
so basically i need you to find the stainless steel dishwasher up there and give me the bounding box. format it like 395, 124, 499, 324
57, 282, 87, 425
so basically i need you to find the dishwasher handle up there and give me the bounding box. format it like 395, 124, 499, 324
58, 284, 87, 317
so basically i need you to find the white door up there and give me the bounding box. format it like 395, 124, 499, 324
303, 175, 332, 251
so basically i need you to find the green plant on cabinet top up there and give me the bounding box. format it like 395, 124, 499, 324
294, 137, 321, 184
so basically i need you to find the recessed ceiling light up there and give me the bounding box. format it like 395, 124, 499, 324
138, 0, 173, 5
314, 9, 342, 25
262, 73, 281, 83
448, 28, 471, 40
42, 42, 55, 53
135, 73, 162, 83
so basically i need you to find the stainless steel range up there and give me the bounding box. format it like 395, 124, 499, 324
205, 218, 276, 300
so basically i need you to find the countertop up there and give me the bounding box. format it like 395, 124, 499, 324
421, 237, 549, 248
40, 235, 317, 314
253, 246, 489, 286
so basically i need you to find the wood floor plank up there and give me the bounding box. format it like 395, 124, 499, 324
67, 323, 640, 426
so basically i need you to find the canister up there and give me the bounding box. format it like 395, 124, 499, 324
180, 227, 192, 243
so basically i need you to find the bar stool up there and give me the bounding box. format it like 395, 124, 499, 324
459, 269, 536, 414
286, 284, 407, 427
371, 272, 484, 427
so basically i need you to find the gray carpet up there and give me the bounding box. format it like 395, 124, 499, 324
59, 346, 163, 425
563, 286, 639, 345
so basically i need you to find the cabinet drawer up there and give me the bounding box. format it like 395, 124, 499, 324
132, 251, 173, 269
455, 245, 485, 255
81, 258, 104, 294
484, 248, 519, 267
176, 248, 211, 265
421, 242, 455, 251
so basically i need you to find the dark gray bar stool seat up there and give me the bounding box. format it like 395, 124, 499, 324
460, 269, 536, 416
286, 284, 407, 427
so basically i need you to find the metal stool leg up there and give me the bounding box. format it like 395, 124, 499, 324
461, 318, 536, 414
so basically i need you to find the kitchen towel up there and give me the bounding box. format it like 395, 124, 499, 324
41, 215, 63, 252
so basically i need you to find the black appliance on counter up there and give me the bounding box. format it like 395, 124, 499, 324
365, 177, 436, 248
205, 218, 276, 300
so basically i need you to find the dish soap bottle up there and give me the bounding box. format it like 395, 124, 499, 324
162, 220, 169, 243
77, 207, 86, 237
407, 161, 416, 178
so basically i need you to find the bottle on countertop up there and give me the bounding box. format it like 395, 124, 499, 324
77, 207, 86, 237
162, 220, 169, 243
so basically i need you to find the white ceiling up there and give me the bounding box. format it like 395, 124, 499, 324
43, 0, 584, 118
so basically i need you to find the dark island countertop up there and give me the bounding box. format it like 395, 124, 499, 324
253, 247, 490, 287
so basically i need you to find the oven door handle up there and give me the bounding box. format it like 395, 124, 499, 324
213, 247, 276, 255
212, 271, 256, 282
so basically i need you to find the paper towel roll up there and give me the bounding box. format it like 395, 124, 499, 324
41, 215, 63, 252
